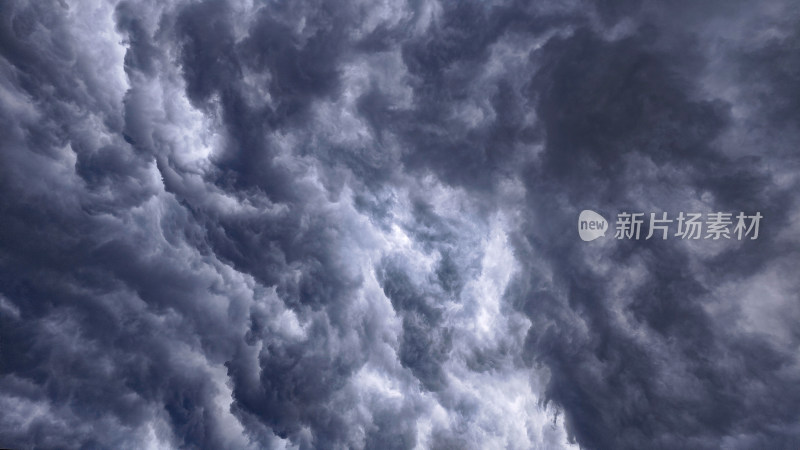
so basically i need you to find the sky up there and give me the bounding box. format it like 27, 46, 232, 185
1, 0, 799, 449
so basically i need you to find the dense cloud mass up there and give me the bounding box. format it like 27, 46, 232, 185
1, 0, 799, 448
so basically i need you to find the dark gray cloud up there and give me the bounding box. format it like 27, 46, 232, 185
1, 0, 799, 449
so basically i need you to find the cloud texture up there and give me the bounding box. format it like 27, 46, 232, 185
1, 0, 799, 448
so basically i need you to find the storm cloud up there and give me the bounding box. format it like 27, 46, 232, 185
1, 0, 799, 448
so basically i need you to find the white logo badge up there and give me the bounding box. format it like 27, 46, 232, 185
578, 210, 608, 241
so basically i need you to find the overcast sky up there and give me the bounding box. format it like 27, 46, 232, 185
1, 0, 799, 448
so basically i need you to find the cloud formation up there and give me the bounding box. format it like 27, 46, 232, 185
0, 0, 799, 448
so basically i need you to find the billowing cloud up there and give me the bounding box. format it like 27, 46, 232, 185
1, 0, 798, 449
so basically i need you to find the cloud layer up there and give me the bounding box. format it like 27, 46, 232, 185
1, 0, 799, 448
